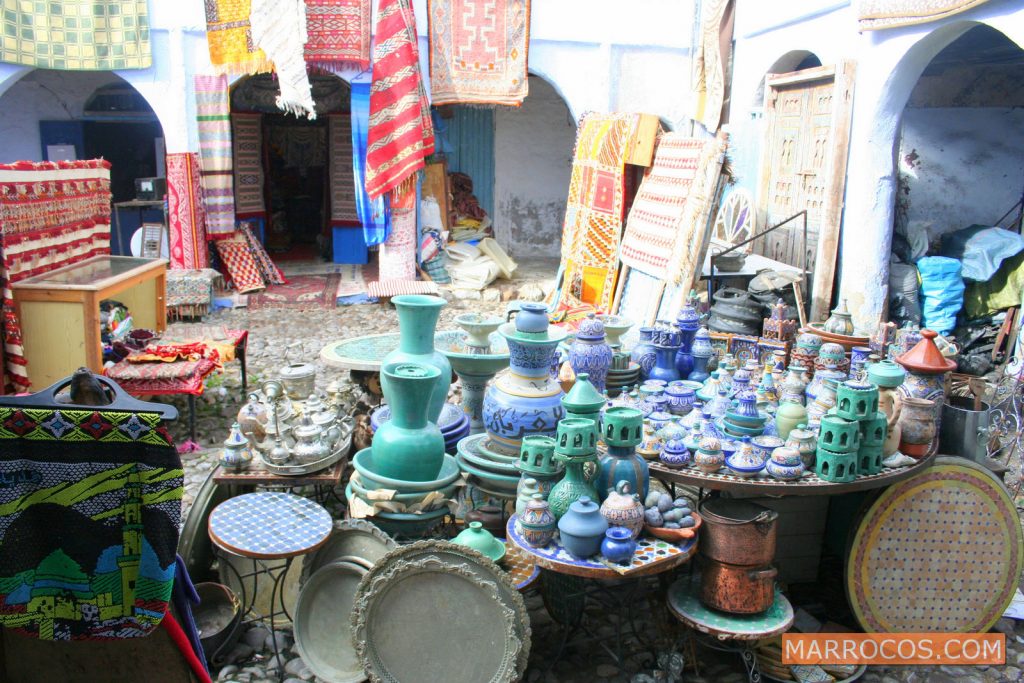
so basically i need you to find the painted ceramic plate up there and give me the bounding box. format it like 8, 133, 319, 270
295, 559, 369, 683
352, 552, 525, 683
301, 519, 398, 584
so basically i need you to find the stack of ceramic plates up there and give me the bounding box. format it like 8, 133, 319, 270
721, 408, 768, 439
349, 448, 459, 538
370, 401, 471, 454
455, 433, 521, 499
606, 362, 642, 397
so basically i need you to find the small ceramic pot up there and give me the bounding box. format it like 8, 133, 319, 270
693, 436, 725, 474
513, 302, 550, 333
817, 343, 847, 369
518, 494, 557, 548
220, 422, 253, 471
784, 425, 817, 468
601, 527, 637, 564
775, 400, 809, 440
726, 438, 766, 478
665, 384, 696, 416
452, 521, 506, 563
557, 496, 609, 559
516, 477, 542, 517
766, 455, 805, 481
659, 439, 691, 468
750, 435, 784, 464
898, 396, 937, 458
599, 480, 645, 539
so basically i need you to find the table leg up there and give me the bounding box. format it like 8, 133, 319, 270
237, 343, 248, 396
686, 629, 764, 683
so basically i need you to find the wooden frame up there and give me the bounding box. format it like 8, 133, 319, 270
757, 61, 856, 323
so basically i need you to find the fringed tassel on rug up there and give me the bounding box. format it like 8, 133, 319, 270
250, 0, 316, 119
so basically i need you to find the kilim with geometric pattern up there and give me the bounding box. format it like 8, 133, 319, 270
304, 0, 371, 69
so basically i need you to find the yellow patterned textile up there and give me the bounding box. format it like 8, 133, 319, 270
0, 0, 151, 70
205, 0, 272, 74
558, 112, 640, 312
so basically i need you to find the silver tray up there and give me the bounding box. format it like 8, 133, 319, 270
352, 555, 523, 683
295, 558, 369, 683
301, 519, 398, 585
262, 428, 352, 476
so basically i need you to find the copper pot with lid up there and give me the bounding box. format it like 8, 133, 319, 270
698, 498, 778, 566
699, 558, 778, 614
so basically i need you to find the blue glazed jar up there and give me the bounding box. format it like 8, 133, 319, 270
631, 327, 657, 380
665, 384, 696, 416
483, 317, 568, 456
649, 344, 681, 383
596, 407, 649, 501
557, 496, 609, 559
513, 302, 550, 333
600, 526, 637, 564
568, 314, 614, 393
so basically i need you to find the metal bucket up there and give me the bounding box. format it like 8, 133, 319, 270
939, 396, 990, 463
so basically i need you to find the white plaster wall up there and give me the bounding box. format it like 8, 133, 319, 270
899, 107, 1024, 237
493, 76, 576, 257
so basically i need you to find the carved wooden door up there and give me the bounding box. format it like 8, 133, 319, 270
755, 62, 855, 321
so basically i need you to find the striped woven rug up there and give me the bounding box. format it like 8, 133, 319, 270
195, 74, 236, 238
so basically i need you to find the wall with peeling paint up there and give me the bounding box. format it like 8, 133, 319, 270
899, 107, 1024, 239
493, 76, 577, 257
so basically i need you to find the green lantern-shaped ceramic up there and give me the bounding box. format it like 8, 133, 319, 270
382, 294, 453, 423
373, 362, 446, 482
562, 373, 606, 436
547, 418, 600, 519
596, 406, 649, 501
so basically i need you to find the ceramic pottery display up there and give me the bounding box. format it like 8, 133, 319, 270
898, 397, 937, 458
374, 362, 446, 482
557, 496, 609, 559
771, 350, 789, 385
694, 436, 725, 473
382, 294, 452, 423
517, 435, 562, 497
766, 446, 805, 480
819, 414, 860, 454
867, 359, 906, 388
561, 373, 606, 435
221, 421, 254, 471
631, 326, 657, 379
750, 435, 784, 464
601, 526, 637, 564
452, 521, 507, 563
805, 365, 845, 404
850, 346, 873, 372
660, 429, 691, 469
816, 342, 850, 375
596, 407, 649, 501
518, 494, 557, 547
689, 327, 713, 383
547, 418, 600, 519
878, 386, 903, 457
436, 328, 510, 436
836, 379, 879, 422
755, 368, 779, 408
823, 299, 856, 336
596, 314, 633, 349
792, 332, 823, 375
483, 313, 568, 456
774, 400, 808, 440
599, 480, 645, 539
675, 302, 701, 378
816, 446, 858, 482
726, 437, 767, 478
784, 424, 817, 468
568, 314, 614, 392
895, 329, 955, 455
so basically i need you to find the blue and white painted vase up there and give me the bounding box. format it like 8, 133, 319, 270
482, 314, 568, 456
631, 327, 657, 380
568, 314, 614, 392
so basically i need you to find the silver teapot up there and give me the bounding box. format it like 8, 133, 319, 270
292, 417, 329, 465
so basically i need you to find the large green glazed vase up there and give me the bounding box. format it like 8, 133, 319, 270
382, 294, 453, 423
373, 362, 446, 482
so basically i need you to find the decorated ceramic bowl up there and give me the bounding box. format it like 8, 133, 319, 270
766, 459, 805, 481
725, 453, 766, 478
770, 445, 803, 467
751, 435, 785, 463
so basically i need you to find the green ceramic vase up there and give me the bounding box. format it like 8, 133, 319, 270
373, 362, 446, 482
382, 294, 453, 423
774, 400, 808, 441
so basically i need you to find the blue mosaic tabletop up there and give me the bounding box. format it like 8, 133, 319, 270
506, 515, 696, 579
209, 492, 333, 559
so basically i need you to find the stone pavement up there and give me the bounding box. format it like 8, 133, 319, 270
160, 292, 1024, 683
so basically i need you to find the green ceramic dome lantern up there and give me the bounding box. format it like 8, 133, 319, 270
561, 373, 606, 433
547, 418, 600, 519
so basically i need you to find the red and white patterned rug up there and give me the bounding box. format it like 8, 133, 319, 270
247, 274, 341, 309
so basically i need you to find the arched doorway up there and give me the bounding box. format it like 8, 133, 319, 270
0, 69, 166, 252
231, 72, 351, 261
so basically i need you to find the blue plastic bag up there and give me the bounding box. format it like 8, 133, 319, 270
917, 256, 964, 335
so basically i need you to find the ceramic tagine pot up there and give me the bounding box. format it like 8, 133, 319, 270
568, 313, 614, 392
517, 494, 556, 548
822, 299, 856, 336
596, 407, 649, 501
452, 521, 506, 563
599, 480, 645, 539
601, 527, 637, 564
693, 436, 725, 474
483, 305, 569, 456
895, 329, 956, 454
547, 418, 600, 519
373, 362, 446, 481
220, 422, 254, 471
726, 436, 767, 478
557, 496, 609, 559
765, 445, 805, 481
631, 327, 657, 379
382, 294, 453, 423
659, 421, 691, 469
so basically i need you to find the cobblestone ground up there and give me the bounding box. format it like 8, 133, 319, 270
166, 295, 1024, 683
